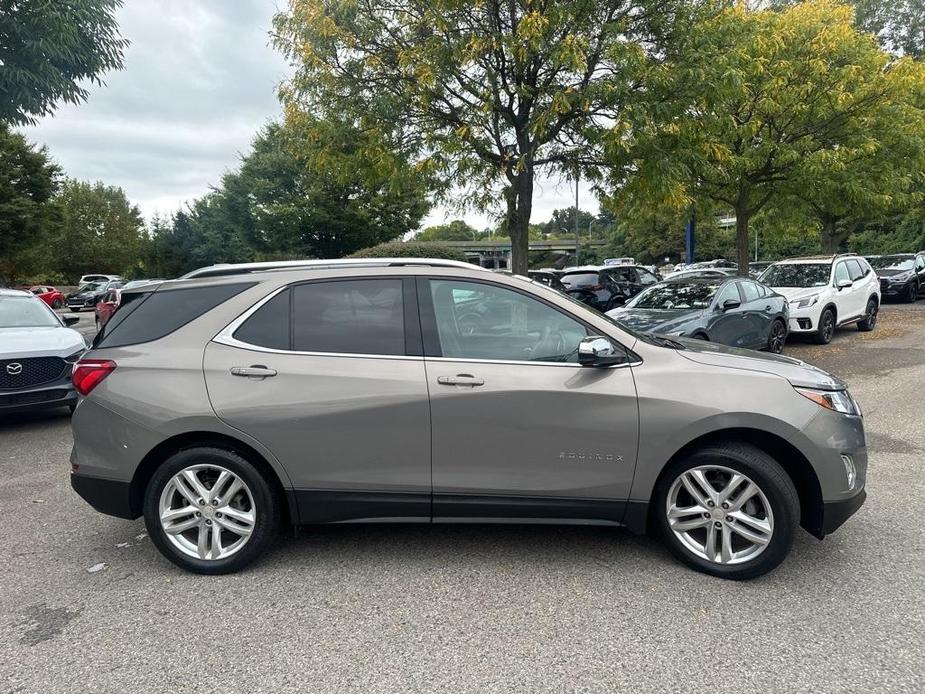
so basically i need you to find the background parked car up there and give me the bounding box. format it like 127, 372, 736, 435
560, 265, 659, 312
664, 267, 738, 281
78, 274, 123, 286
866, 253, 925, 302
607, 276, 789, 353
759, 254, 880, 344
0, 288, 85, 414
527, 270, 566, 291
67, 278, 124, 312
29, 286, 65, 309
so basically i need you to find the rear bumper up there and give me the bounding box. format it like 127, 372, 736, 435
70, 471, 138, 519
817, 489, 866, 537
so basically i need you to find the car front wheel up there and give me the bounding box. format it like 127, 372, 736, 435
144, 447, 279, 574
814, 308, 835, 344
654, 442, 799, 580
766, 319, 787, 354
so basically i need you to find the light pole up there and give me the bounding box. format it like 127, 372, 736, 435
574, 167, 580, 266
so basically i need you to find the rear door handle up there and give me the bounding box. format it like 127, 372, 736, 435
437, 374, 485, 387
230, 365, 278, 378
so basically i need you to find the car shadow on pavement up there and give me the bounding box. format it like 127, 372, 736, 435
0, 408, 72, 433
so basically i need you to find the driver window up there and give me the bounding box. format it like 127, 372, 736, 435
917, 256, 925, 271
429, 280, 588, 363
834, 262, 850, 284
740, 281, 762, 303
716, 283, 741, 306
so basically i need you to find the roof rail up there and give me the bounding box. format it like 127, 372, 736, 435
181, 258, 490, 280
832, 252, 858, 260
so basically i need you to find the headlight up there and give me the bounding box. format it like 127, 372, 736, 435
794, 387, 860, 416
889, 273, 912, 283
794, 294, 819, 309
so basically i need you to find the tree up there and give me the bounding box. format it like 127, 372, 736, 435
273, 0, 686, 274
0, 0, 128, 125
416, 220, 481, 242
539, 207, 597, 238
612, 1, 913, 274
0, 125, 60, 283
52, 180, 144, 280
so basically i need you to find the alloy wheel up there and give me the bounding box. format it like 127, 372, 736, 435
158, 464, 256, 561
821, 312, 835, 342
865, 301, 878, 328
768, 321, 786, 354
665, 465, 774, 566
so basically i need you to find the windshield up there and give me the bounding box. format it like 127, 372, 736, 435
77, 281, 106, 293
627, 282, 720, 310
866, 256, 914, 271
0, 297, 60, 328
760, 263, 830, 288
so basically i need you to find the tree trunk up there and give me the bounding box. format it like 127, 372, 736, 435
820, 215, 847, 254
505, 167, 534, 276
735, 210, 751, 276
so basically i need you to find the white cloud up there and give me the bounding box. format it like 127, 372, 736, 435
23, 0, 598, 228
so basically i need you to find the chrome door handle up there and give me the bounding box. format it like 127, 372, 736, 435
230, 365, 278, 378
437, 374, 485, 387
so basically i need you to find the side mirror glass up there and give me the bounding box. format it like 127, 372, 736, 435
63, 316, 79, 326
836, 278, 853, 289
721, 298, 741, 312
578, 336, 625, 367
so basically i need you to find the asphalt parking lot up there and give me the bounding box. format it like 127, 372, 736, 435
1, 305, 924, 693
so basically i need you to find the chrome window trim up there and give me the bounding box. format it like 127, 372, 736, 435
215, 282, 641, 368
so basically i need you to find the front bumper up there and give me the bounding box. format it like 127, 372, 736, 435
787, 305, 821, 333
879, 281, 912, 298
817, 489, 866, 537
0, 375, 77, 413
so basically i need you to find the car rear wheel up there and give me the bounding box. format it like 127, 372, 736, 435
814, 308, 835, 344
766, 319, 786, 354
52, 299, 63, 309
144, 447, 279, 574
654, 442, 799, 580
857, 298, 878, 332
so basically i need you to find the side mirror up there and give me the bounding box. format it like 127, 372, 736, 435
63, 316, 79, 327
721, 298, 741, 312
578, 336, 625, 367
836, 278, 853, 289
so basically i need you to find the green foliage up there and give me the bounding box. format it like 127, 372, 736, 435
143, 121, 431, 277
51, 179, 144, 281
416, 220, 481, 242
0, 0, 128, 125
0, 125, 60, 283
350, 241, 468, 262
273, 0, 687, 273
611, 0, 920, 274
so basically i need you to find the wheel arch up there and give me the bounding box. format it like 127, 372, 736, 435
129, 431, 296, 524
633, 428, 823, 538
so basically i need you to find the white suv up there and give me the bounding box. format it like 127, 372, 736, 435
759, 255, 880, 344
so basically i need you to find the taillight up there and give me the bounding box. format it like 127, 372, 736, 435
72, 359, 117, 396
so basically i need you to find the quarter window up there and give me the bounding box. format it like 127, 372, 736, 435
292, 279, 405, 355
428, 280, 588, 363
233, 289, 291, 350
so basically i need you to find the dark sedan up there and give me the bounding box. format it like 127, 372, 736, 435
527, 270, 566, 291
606, 277, 789, 353
866, 254, 924, 302
67, 279, 124, 312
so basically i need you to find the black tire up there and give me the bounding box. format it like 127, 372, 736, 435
904, 282, 917, 303
653, 442, 799, 580
814, 307, 836, 344
766, 319, 787, 354
691, 332, 709, 341
52, 299, 63, 309
857, 298, 878, 332
69, 308, 80, 313
144, 447, 280, 574
67, 403, 76, 415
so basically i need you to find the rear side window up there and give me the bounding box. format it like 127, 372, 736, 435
233, 289, 291, 350
95, 283, 253, 348
292, 279, 405, 355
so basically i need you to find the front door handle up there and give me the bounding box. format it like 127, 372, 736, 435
230, 365, 278, 379
437, 374, 485, 387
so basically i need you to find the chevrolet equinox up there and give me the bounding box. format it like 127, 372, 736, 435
70, 259, 867, 579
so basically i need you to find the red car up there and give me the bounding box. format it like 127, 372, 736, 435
30, 285, 65, 309
94, 287, 121, 329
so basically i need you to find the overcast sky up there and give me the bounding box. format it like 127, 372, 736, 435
24, 0, 596, 230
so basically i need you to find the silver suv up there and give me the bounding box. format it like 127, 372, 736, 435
70, 259, 867, 579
